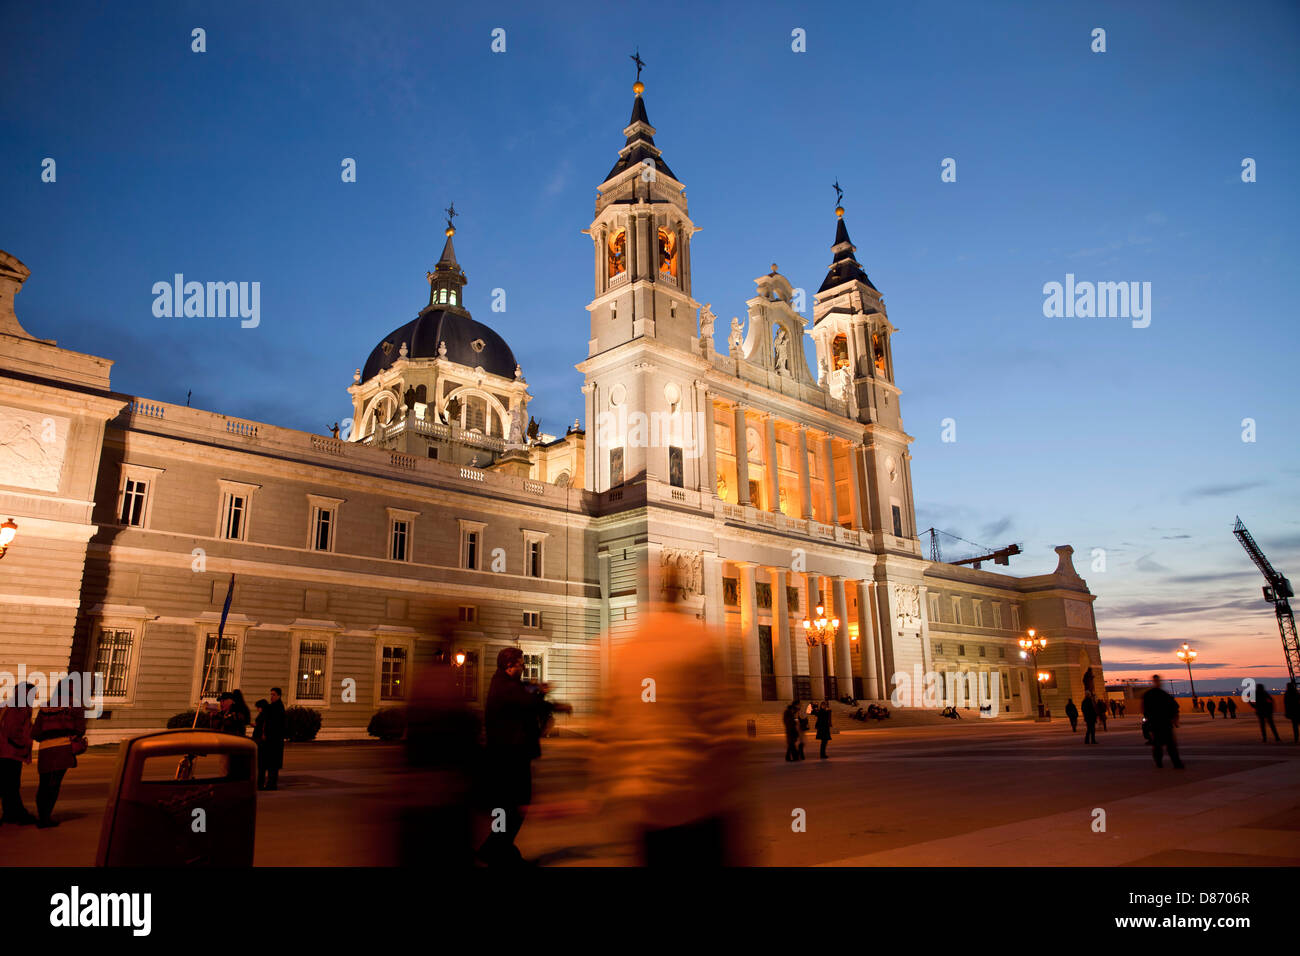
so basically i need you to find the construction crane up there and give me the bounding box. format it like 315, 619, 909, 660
1232, 517, 1299, 685
924, 527, 1022, 570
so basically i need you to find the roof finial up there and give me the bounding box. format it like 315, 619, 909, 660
630, 48, 646, 95
444, 201, 458, 237
833, 179, 844, 218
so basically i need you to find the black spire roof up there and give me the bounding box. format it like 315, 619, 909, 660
604, 87, 676, 182
818, 211, 878, 294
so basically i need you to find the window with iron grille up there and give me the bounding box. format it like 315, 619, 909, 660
522, 653, 544, 683
94, 627, 134, 697
381, 645, 407, 700
120, 479, 148, 526
200, 633, 237, 696
296, 639, 328, 701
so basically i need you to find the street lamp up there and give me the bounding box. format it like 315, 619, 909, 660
801, 604, 840, 647
1175, 642, 1198, 707
0, 518, 17, 560
1018, 628, 1048, 718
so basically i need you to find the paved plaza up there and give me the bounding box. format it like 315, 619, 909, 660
4, 713, 1298, 867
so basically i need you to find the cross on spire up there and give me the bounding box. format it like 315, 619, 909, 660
444, 202, 458, 232
833, 179, 843, 208
630, 49, 645, 83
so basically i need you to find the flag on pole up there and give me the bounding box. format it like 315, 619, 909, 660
178, 573, 236, 779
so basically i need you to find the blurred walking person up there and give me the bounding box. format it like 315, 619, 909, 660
1226, 697, 1237, 718
1143, 675, 1184, 769
31, 677, 87, 828
1253, 686, 1281, 743
1207, 696, 1216, 719
478, 647, 564, 866
595, 565, 751, 865
815, 701, 832, 759
1064, 698, 1078, 732
783, 702, 800, 761
1081, 694, 1097, 744
1285, 682, 1300, 743
0, 682, 37, 826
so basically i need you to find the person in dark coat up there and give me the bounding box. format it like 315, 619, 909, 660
783, 702, 800, 761
1226, 697, 1237, 718
257, 687, 286, 790
31, 677, 87, 828
208, 691, 249, 736
1284, 683, 1300, 744
815, 701, 832, 759
1064, 698, 1079, 732
1253, 686, 1281, 742
1080, 694, 1097, 744
1207, 696, 1216, 719
1142, 674, 1183, 768
0, 682, 37, 825
1095, 697, 1108, 731
477, 647, 565, 866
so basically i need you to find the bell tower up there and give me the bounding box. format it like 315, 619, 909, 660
577, 64, 710, 497
811, 199, 918, 546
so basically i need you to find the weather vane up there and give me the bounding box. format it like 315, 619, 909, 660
630, 49, 645, 83
833, 179, 843, 208
444, 202, 458, 232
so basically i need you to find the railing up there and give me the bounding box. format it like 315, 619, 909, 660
460, 466, 485, 482
128, 399, 165, 419
390, 451, 416, 469
225, 419, 258, 438
522, 480, 545, 495
310, 435, 346, 455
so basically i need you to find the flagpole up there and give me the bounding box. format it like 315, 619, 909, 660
177, 572, 235, 779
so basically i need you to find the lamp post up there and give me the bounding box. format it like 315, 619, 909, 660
1175, 642, 1198, 707
0, 518, 17, 560
1018, 628, 1048, 718
802, 603, 840, 699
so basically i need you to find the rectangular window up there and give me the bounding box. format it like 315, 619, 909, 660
892, 504, 903, 537
427, 446, 438, 459
957, 644, 966, 656
993, 603, 1003, 630
522, 653, 544, 683
722, 577, 739, 606
668, 446, 684, 488
933, 642, 944, 656
94, 627, 134, 697
1001, 672, 1011, 699
200, 633, 237, 697
526, 539, 543, 578
1011, 606, 1021, 631
458, 605, 477, 624
463, 531, 479, 570
522, 611, 541, 628
221, 494, 247, 541
610, 447, 624, 487
380, 645, 407, 700
296, 639, 328, 701
951, 596, 962, 626
974, 602, 984, 628
311, 506, 334, 552
929, 594, 941, 623
999, 646, 1006, 658
978, 645, 986, 657
390, 519, 410, 561
120, 479, 148, 527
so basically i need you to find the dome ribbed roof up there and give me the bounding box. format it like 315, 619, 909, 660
362, 307, 518, 381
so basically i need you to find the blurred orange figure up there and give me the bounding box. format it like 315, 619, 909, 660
593, 566, 751, 865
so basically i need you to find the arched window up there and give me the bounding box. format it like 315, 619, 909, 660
831, 334, 849, 370
608, 229, 627, 277
449, 290, 457, 306
438, 289, 448, 305
658, 227, 677, 277
465, 396, 487, 432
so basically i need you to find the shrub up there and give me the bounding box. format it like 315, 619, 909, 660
166, 711, 198, 729
367, 707, 406, 741
284, 705, 322, 742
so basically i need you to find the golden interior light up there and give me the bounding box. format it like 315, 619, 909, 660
0, 518, 16, 548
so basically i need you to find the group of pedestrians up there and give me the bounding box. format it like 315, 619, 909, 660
782, 700, 833, 760
0, 679, 88, 829
1200, 697, 1238, 719
200, 687, 286, 790
1253, 683, 1300, 743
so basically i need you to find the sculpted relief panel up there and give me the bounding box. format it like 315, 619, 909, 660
660, 548, 703, 601
894, 583, 921, 631
1064, 599, 1093, 631
0, 405, 69, 492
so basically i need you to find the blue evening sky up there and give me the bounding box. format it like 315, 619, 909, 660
3, 0, 1297, 680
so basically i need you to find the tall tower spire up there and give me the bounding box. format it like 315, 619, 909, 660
426, 202, 467, 310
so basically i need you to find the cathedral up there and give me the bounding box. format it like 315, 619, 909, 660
0, 77, 1105, 740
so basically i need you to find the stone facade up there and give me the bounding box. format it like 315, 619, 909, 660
0, 83, 1104, 740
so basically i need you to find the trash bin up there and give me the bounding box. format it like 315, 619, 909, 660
96, 729, 257, 866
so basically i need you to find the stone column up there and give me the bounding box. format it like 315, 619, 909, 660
738, 562, 760, 701
734, 403, 751, 506
856, 580, 880, 699
702, 553, 724, 632
832, 576, 852, 697
771, 568, 794, 701
823, 435, 839, 528
796, 425, 813, 520
698, 385, 718, 498
582, 383, 598, 491
848, 442, 865, 531
764, 413, 780, 513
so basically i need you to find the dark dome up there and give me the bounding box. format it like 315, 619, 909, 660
362, 307, 518, 381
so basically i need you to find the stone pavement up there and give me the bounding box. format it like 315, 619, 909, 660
1, 713, 1295, 866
